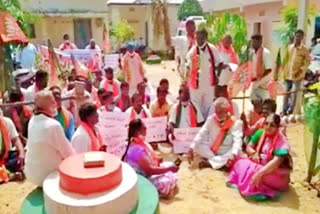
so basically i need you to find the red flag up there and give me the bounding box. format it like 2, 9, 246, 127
0, 12, 28, 44
71, 54, 89, 78
268, 71, 286, 99
48, 40, 60, 87
228, 61, 253, 97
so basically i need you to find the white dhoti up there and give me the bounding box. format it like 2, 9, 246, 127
190, 87, 214, 119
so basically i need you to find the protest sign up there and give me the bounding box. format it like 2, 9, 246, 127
172, 128, 200, 154
104, 54, 120, 69
142, 116, 167, 143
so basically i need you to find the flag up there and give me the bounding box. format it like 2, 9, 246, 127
0, 12, 28, 44
275, 48, 282, 81
71, 54, 89, 78
102, 23, 111, 54
48, 40, 61, 87
268, 48, 285, 99
227, 61, 253, 97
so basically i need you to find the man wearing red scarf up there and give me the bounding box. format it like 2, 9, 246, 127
100, 67, 120, 98
126, 93, 151, 122
186, 26, 223, 119
191, 97, 243, 169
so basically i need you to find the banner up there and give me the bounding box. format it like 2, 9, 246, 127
39, 45, 72, 72
142, 116, 167, 143
64, 49, 102, 71
104, 54, 120, 69
97, 111, 129, 158
172, 128, 200, 154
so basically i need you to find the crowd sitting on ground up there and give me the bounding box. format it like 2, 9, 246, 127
1, 21, 314, 202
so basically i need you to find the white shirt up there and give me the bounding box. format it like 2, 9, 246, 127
85, 45, 101, 52
193, 115, 243, 169
125, 106, 151, 119
98, 106, 122, 114
251, 47, 273, 79
169, 102, 204, 128
208, 100, 240, 118
25, 114, 75, 186
186, 43, 222, 90
0, 117, 19, 149
25, 84, 38, 102
71, 125, 91, 153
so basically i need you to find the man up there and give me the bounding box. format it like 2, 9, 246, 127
116, 82, 131, 112
99, 91, 122, 113
19, 42, 38, 69
283, 30, 310, 115
217, 35, 239, 86
174, 20, 196, 78
191, 97, 243, 169
64, 76, 92, 127
0, 109, 25, 183
186, 24, 223, 119
250, 34, 273, 100
25, 70, 48, 102
50, 86, 75, 141
122, 43, 145, 96
100, 67, 120, 98
71, 103, 103, 153
126, 93, 151, 121
85, 39, 101, 51
149, 87, 172, 118
169, 84, 204, 129
92, 70, 103, 89
59, 34, 77, 51
25, 90, 74, 186
137, 81, 151, 107
208, 85, 239, 118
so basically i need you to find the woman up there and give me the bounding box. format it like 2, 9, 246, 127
227, 114, 291, 201
123, 119, 178, 199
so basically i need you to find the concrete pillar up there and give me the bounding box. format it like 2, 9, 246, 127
297, 0, 309, 34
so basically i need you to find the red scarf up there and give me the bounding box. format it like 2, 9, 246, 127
210, 115, 235, 153
132, 136, 160, 166
0, 116, 10, 164
256, 130, 281, 162
218, 43, 239, 65
189, 44, 215, 89
130, 107, 147, 121
103, 80, 119, 97
228, 100, 234, 115
175, 102, 197, 128
80, 122, 103, 151
188, 35, 195, 50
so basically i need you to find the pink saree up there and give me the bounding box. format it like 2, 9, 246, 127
227, 129, 291, 201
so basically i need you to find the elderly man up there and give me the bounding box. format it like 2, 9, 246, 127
25, 90, 74, 186
191, 97, 243, 169
126, 93, 151, 121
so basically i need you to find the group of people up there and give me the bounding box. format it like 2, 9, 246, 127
0, 19, 314, 203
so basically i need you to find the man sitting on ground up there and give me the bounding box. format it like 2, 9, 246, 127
99, 91, 122, 113
149, 87, 172, 118
126, 93, 151, 121
116, 82, 131, 112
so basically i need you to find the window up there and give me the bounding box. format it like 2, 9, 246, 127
253, 22, 261, 34
315, 16, 320, 38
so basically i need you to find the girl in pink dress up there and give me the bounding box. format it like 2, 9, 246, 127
227, 114, 291, 201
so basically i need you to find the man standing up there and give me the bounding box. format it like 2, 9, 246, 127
282, 30, 310, 115
85, 39, 101, 51
186, 25, 223, 119
122, 43, 145, 96
191, 97, 243, 169
59, 34, 77, 51
25, 90, 74, 186
174, 20, 196, 78
250, 34, 273, 100
100, 67, 120, 98
19, 42, 38, 69
25, 70, 48, 102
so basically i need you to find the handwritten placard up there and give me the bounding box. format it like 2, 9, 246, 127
142, 116, 167, 143
173, 128, 201, 154
104, 54, 120, 69
97, 112, 129, 157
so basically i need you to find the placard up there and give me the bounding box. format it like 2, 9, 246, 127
64, 49, 102, 70
142, 116, 167, 143
172, 128, 201, 154
104, 54, 121, 69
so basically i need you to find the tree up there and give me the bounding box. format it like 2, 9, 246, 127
177, 0, 203, 21
152, 0, 171, 49
206, 13, 248, 63
274, 5, 316, 46
109, 19, 135, 43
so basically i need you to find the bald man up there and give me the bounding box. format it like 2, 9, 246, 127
191, 97, 243, 169
25, 90, 75, 186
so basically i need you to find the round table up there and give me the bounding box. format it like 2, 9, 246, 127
20, 174, 159, 214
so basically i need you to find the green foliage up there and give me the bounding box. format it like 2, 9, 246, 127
109, 19, 135, 43
0, 0, 37, 36
304, 95, 320, 134
274, 5, 316, 46
206, 13, 248, 63
177, 0, 203, 21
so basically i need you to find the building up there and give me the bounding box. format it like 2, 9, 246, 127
107, 0, 183, 51
200, 0, 320, 54
20, 0, 109, 49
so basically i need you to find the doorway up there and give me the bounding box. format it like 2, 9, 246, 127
73, 19, 92, 49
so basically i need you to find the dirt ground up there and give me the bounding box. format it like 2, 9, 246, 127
1, 61, 320, 214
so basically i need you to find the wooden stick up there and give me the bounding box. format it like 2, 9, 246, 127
0, 96, 75, 108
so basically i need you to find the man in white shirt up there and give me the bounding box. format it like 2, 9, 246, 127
72, 103, 103, 153
25, 90, 75, 186
250, 34, 273, 100
191, 97, 243, 169
126, 93, 151, 121
186, 25, 224, 119
100, 67, 120, 98
169, 84, 204, 129
85, 39, 101, 51
99, 91, 122, 113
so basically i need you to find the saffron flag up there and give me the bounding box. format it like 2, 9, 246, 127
47, 40, 61, 87
227, 61, 253, 97
0, 12, 28, 44
268, 48, 285, 99
71, 54, 89, 78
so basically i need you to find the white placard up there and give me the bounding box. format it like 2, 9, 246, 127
173, 128, 201, 154
97, 112, 129, 158
142, 116, 167, 143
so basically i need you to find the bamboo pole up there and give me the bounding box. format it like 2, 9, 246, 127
307, 129, 319, 182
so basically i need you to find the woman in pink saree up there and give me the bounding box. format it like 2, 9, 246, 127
227, 114, 291, 201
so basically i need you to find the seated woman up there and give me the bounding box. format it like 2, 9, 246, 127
123, 119, 178, 199
227, 114, 291, 201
